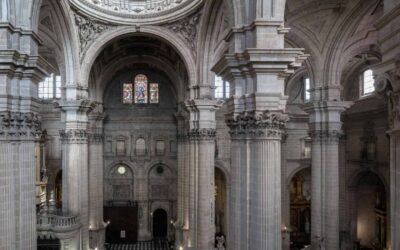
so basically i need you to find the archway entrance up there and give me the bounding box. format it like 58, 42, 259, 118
289, 168, 311, 249
215, 167, 227, 236
351, 171, 387, 249
153, 209, 168, 239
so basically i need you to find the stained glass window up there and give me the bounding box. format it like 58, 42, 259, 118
134, 74, 148, 104
123, 83, 133, 104
149, 83, 159, 104
123, 74, 159, 104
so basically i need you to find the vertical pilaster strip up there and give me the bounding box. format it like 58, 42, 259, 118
88, 132, 105, 249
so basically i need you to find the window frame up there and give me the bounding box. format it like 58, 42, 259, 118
303, 77, 311, 102
214, 75, 230, 100
123, 74, 160, 105
360, 69, 375, 97
38, 73, 62, 101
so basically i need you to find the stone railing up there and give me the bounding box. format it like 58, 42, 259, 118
37, 213, 81, 233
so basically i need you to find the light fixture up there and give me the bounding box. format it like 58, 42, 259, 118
117, 166, 126, 175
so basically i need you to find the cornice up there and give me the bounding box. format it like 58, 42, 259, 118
69, 0, 203, 25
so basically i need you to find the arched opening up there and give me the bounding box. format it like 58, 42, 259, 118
54, 170, 62, 209
351, 171, 387, 250
289, 167, 311, 249
215, 167, 227, 238
93, 34, 184, 245
153, 209, 168, 239
104, 164, 137, 244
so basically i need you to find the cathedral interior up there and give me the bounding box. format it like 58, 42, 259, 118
0, 0, 400, 250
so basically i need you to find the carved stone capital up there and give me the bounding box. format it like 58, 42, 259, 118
309, 130, 343, 143
187, 128, 216, 141
226, 111, 288, 139
88, 133, 104, 143
0, 111, 42, 139
60, 129, 88, 144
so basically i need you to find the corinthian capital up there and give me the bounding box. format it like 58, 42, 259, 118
226, 111, 288, 139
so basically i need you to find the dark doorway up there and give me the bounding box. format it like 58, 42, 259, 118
152, 209, 168, 238
104, 202, 138, 243
37, 237, 60, 250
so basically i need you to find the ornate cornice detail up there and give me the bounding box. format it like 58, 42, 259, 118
76, 0, 195, 17
0, 111, 42, 139
88, 133, 104, 143
309, 130, 343, 143
74, 13, 112, 58
165, 11, 201, 54
226, 111, 288, 139
187, 128, 216, 140
60, 129, 88, 144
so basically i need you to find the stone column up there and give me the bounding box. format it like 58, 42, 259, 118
59, 100, 94, 250
174, 110, 189, 247
88, 112, 106, 250
227, 111, 287, 250
0, 20, 51, 250
304, 102, 350, 250
185, 99, 219, 250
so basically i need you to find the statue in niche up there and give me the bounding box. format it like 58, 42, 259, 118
216, 235, 225, 250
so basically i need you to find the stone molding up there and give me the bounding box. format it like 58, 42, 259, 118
0, 111, 42, 139
309, 130, 343, 143
74, 13, 112, 57
164, 11, 201, 53
226, 111, 288, 139
88, 133, 104, 143
187, 128, 216, 141
60, 129, 88, 144
76, 0, 195, 17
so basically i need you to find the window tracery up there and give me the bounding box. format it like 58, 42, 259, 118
123, 74, 159, 104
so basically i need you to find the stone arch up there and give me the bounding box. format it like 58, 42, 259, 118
197, 0, 229, 96
105, 163, 135, 202
287, 165, 311, 187
107, 161, 137, 177
347, 169, 388, 249
96, 55, 184, 103
348, 169, 388, 195
285, 67, 310, 104
322, 0, 380, 91
38, 0, 80, 92
80, 26, 197, 93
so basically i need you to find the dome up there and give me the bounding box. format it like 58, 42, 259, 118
70, 0, 203, 24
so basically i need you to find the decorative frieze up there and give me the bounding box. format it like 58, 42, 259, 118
226, 111, 288, 139
309, 130, 343, 143
75, 13, 111, 56
88, 133, 104, 143
60, 129, 89, 144
165, 11, 201, 53
0, 111, 42, 139
187, 128, 216, 140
